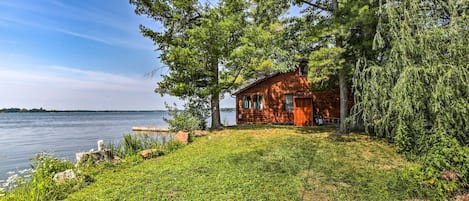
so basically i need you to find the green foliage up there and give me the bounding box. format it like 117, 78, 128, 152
256, 0, 381, 133
122, 133, 143, 156
109, 133, 184, 159
29, 153, 75, 200
164, 103, 202, 133
130, 0, 276, 129
391, 164, 441, 199
307, 47, 345, 87
353, 0, 469, 198
183, 98, 210, 130
164, 140, 185, 153
2, 153, 79, 201
260, 0, 379, 77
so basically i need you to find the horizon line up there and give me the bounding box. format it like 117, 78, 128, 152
0, 108, 236, 113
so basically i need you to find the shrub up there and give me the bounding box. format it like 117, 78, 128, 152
122, 133, 143, 156
2, 152, 78, 200
107, 133, 185, 160
30, 153, 76, 200
164, 103, 202, 132
163, 140, 185, 154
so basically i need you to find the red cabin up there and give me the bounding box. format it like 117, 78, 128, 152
233, 65, 343, 126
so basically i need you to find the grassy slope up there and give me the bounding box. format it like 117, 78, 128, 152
66, 126, 417, 200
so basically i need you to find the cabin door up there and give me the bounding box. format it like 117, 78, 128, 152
294, 97, 313, 126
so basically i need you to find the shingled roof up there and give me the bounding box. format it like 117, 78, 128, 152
232, 73, 281, 96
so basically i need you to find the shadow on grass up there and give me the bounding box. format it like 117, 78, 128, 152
225, 124, 338, 135
224, 124, 295, 131
295, 126, 336, 134
326, 134, 358, 142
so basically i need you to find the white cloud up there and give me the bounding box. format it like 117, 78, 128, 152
0, 66, 180, 110
0, 65, 237, 110
53, 29, 114, 46
0, 1, 154, 50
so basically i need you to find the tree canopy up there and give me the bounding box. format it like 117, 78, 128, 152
130, 0, 274, 129
353, 0, 468, 197
257, 0, 380, 133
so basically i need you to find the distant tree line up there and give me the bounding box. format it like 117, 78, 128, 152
0, 108, 47, 113
0, 108, 235, 113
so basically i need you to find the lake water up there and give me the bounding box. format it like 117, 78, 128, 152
0, 111, 235, 187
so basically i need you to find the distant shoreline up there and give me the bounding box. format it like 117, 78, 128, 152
0, 108, 164, 113
0, 108, 235, 113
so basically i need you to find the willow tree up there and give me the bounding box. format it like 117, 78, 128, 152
259, 0, 379, 133
130, 0, 273, 129
354, 0, 468, 196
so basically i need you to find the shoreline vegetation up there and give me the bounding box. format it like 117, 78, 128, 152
0, 108, 235, 113
0, 125, 457, 200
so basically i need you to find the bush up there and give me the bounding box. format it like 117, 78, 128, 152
107, 133, 185, 160
30, 153, 76, 200
352, 1, 468, 198
122, 133, 143, 156
2, 152, 78, 200
164, 103, 204, 132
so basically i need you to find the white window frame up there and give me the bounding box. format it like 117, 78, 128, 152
242, 95, 251, 109
253, 95, 263, 110
284, 94, 293, 111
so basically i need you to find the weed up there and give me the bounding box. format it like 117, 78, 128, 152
1, 152, 79, 201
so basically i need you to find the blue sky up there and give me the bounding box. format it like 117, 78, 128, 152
0, 0, 303, 110
0, 0, 237, 110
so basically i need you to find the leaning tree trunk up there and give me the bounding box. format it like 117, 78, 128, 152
338, 68, 348, 134
210, 58, 222, 130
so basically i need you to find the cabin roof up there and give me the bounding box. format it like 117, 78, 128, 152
232, 73, 281, 96
233, 59, 308, 96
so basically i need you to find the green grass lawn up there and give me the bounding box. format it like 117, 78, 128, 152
65, 125, 419, 200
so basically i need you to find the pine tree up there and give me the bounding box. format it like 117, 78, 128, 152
259, 0, 379, 133
130, 0, 273, 129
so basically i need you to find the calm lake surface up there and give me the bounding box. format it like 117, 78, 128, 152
0, 111, 235, 184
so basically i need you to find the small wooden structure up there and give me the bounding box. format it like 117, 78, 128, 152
233, 63, 350, 126
132, 127, 169, 132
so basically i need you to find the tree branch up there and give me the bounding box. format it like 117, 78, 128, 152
298, 0, 332, 12
222, 65, 245, 91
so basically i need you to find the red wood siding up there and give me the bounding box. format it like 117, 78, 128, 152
236, 70, 308, 124
235, 69, 347, 125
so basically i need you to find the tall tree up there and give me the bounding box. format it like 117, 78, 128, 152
130, 0, 273, 129
354, 1, 468, 196
355, 0, 468, 147
260, 0, 379, 133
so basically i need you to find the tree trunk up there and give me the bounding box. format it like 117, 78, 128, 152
338, 68, 348, 134
331, 0, 348, 134
210, 58, 222, 130
211, 93, 222, 129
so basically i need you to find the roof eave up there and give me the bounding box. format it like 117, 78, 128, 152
232, 73, 281, 96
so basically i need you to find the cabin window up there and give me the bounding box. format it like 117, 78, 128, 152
242, 95, 251, 109
253, 95, 263, 110
285, 94, 294, 111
